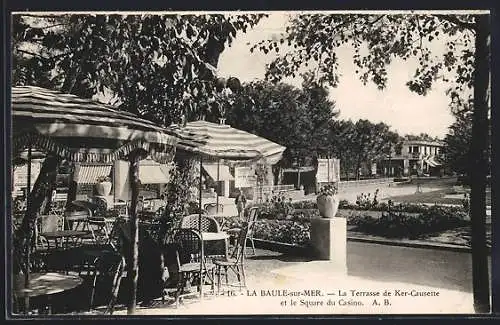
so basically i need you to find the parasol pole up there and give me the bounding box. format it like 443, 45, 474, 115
199, 157, 203, 232
327, 155, 330, 184
216, 160, 220, 213
127, 152, 141, 315
24, 144, 32, 313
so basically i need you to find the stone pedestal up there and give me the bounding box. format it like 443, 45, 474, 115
310, 217, 347, 274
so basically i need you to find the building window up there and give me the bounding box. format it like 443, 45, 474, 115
413, 146, 419, 153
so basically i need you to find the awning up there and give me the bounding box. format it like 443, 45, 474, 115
167, 120, 286, 164
202, 163, 234, 181
12, 86, 178, 163
282, 166, 316, 173
75, 164, 112, 184
424, 156, 442, 168
428, 158, 442, 167
139, 164, 171, 184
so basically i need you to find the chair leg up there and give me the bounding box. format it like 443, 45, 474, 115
241, 263, 246, 287
175, 273, 185, 307
216, 266, 221, 295
106, 262, 124, 315
210, 268, 215, 294
89, 273, 98, 310
199, 272, 204, 301
234, 265, 242, 291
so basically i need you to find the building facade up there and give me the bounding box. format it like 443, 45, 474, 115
380, 140, 444, 177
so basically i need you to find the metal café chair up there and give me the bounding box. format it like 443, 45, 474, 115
213, 221, 253, 294
88, 253, 127, 314
179, 214, 220, 233
85, 197, 115, 245
203, 202, 224, 215
36, 214, 65, 250
171, 228, 215, 306
226, 206, 259, 255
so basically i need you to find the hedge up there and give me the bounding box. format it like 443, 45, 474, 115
230, 203, 471, 246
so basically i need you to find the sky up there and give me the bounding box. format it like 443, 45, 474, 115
217, 13, 456, 139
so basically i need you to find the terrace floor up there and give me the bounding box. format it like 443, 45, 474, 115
102, 242, 479, 315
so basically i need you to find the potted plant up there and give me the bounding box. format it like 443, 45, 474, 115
95, 175, 112, 196
316, 183, 340, 218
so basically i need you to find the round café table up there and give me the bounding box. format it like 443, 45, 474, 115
64, 211, 90, 231
14, 272, 83, 314
41, 230, 89, 249
202, 232, 230, 259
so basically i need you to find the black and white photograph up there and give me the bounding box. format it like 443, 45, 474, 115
6, 9, 494, 317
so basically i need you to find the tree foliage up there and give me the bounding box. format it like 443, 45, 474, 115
12, 13, 265, 125
443, 100, 473, 175
443, 99, 491, 177
403, 133, 441, 142
328, 119, 400, 179
254, 14, 476, 98
224, 79, 338, 167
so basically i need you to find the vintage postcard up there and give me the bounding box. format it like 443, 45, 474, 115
7, 9, 493, 317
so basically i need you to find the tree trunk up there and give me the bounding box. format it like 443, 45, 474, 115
127, 152, 141, 315
66, 162, 78, 209
470, 14, 490, 314
16, 155, 60, 252
356, 157, 361, 181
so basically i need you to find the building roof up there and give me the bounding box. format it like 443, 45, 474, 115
403, 140, 444, 147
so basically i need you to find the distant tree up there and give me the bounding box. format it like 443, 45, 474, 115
403, 133, 441, 142
327, 119, 356, 179
328, 119, 399, 179
225, 80, 338, 169
443, 99, 491, 178
443, 100, 473, 176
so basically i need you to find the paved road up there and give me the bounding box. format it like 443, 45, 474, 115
346, 241, 491, 293
246, 242, 491, 294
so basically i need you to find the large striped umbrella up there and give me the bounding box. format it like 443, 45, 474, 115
12, 86, 176, 163
12, 85, 177, 315
168, 120, 285, 164
167, 119, 286, 218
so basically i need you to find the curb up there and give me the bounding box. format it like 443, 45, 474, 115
252, 238, 310, 256
252, 236, 488, 254
346, 235, 474, 253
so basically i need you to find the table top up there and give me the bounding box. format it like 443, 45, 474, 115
64, 211, 89, 221
41, 230, 89, 238
88, 217, 116, 222
14, 272, 83, 298
201, 232, 230, 241
208, 213, 235, 218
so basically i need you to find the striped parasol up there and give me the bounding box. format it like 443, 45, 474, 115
167, 120, 285, 165
12, 86, 177, 163
167, 119, 286, 216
